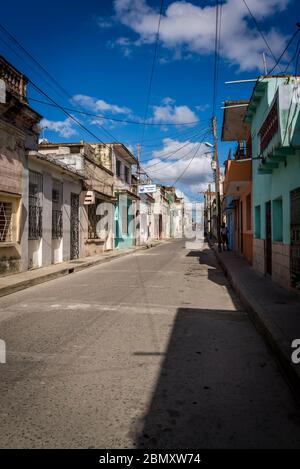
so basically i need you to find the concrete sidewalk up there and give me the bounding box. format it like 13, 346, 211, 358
0, 240, 164, 298
212, 244, 300, 401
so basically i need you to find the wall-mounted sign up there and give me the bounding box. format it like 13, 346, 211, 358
138, 184, 157, 194
84, 190, 95, 205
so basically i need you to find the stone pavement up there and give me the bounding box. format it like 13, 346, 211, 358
0, 240, 164, 299
212, 244, 300, 400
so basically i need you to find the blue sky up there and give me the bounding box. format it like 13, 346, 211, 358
1, 0, 299, 200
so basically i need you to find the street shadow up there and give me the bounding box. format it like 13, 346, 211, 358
185, 248, 231, 287
132, 306, 300, 449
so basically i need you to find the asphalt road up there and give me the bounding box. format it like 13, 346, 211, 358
0, 239, 300, 448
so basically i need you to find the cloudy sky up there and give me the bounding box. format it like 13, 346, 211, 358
1, 0, 298, 200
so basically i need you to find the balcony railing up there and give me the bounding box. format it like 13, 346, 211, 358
259, 99, 278, 152
0, 56, 27, 102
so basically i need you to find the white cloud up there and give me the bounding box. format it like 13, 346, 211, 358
175, 188, 191, 203
152, 100, 198, 124
143, 138, 213, 194
72, 94, 131, 115
40, 117, 76, 138
112, 0, 290, 71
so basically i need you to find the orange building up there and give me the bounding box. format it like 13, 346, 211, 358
222, 101, 253, 264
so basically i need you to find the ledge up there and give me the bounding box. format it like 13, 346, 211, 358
85, 238, 105, 244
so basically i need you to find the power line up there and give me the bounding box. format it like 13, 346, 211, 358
241, 0, 283, 73
0, 22, 131, 147
140, 124, 210, 158
146, 133, 211, 174
260, 24, 300, 77
140, 0, 164, 147
142, 128, 210, 167
27, 96, 200, 126
172, 140, 205, 186
0, 22, 72, 101
283, 37, 300, 74
212, 0, 222, 117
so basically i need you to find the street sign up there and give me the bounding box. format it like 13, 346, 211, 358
138, 184, 157, 194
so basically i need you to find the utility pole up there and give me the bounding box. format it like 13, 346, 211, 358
212, 116, 222, 252
137, 143, 141, 183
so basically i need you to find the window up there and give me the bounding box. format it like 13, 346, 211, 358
52, 180, 63, 239
273, 198, 283, 241
88, 203, 98, 239
124, 166, 130, 184
116, 159, 121, 177
254, 205, 261, 238
29, 171, 43, 240
0, 202, 12, 242
246, 193, 252, 230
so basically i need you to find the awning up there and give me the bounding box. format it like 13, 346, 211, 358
221, 100, 250, 141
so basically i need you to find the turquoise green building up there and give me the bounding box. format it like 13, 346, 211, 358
245, 76, 300, 291
114, 193, 136, 249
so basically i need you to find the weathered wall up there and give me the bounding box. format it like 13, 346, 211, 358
0, 121, 25, 195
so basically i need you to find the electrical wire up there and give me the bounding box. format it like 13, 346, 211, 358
0, 23, 72, 101
140, 125, 211, 159
27, 96, 200, 126
172, 141, 204, 186
212, 0, 222, 117
140, 0, 164, 147
141, 127, 210, 167
283, 38, 300, 74
146, 134, 211, 174
241, 0, 284, 73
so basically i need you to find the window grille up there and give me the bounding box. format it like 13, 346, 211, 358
125, 166, 129, 183
28, 171, 43, 240
88, 202, 99, 239
52, 180, 63, 239
0, 202, 13, 242
116, 159, 121, 177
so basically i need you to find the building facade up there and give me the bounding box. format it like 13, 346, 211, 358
244, 76, 300, 290
38, 141, 115, 255
222, 100, 253, 263
27, 151, 84, 268
0, 56, 41, 276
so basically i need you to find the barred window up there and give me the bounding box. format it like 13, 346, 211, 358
88, 202, 99, 239
0, 202, 12, 242
124, 166, 129, 183
52, 180, 63, 239
116, 159, 121, 177
29, 171, 43, 240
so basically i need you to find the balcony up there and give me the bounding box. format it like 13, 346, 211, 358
245, 77, 300, 174
223, 159, 252, 196
0, 55, 28, 103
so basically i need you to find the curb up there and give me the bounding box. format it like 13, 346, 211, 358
0, 240, 164, 299
212, 245, 300, 405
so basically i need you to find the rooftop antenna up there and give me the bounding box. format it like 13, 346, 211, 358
262, 52, 268, 75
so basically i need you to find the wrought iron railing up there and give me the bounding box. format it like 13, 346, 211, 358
28, 205, 42, 240
52, 210, 63, 239
0, 56, 27, 102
